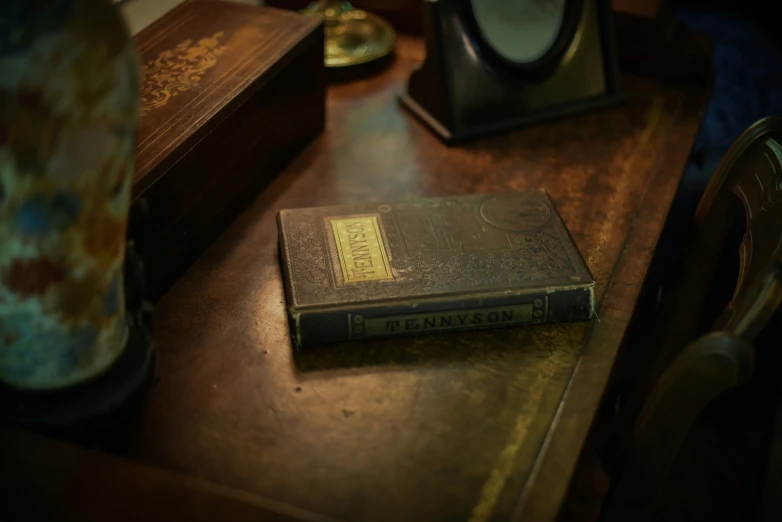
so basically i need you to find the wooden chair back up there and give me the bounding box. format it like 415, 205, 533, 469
602, 116, 782, 521
654, 116, 782, 368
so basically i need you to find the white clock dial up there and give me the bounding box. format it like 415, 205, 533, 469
470, 0, 568, 64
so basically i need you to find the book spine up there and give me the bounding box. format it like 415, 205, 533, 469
288, 286, 594, 348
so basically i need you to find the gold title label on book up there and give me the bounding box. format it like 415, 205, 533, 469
330, 215, 393, 283
349, 301, 547, 340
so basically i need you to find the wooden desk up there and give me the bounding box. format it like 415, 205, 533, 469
2, 35, 710, 522
124, 36, 709, 521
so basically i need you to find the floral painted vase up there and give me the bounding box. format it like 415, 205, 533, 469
0, 0, 139, 390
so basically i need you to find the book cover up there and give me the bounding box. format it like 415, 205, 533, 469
277, 190, 594, 347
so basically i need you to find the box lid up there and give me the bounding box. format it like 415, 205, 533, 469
132, 0, 322, 196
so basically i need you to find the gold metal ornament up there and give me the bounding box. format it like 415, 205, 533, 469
302, 0, 395, 68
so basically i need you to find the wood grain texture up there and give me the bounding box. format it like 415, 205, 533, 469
118, 36, 710, 522
132, 1, 325, 296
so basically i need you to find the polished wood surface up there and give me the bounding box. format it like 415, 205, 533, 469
132, 1, 325, 296
115, 35, 710, 522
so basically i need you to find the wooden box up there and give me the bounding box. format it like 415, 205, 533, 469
132, 0, 325, 297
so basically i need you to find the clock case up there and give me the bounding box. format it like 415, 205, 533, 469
400, 0, 624, 144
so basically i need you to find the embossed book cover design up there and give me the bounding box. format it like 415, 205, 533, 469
277, 191, 594, 347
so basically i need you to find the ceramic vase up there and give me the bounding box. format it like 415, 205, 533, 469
0, 0, 139, 390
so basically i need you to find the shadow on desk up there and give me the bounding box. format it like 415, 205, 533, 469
291, 320, 591, 378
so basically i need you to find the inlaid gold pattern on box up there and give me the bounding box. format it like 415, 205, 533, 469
140, 32, 226, 114
330, 215, 393, 283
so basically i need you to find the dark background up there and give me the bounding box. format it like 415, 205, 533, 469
669, 0, 782, 203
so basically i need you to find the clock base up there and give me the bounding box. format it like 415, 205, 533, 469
400, 91, 625, 145
401, 0, 624, 145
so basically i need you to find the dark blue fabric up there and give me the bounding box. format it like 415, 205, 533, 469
673, 0, 782, 208
642, 1, 782, 294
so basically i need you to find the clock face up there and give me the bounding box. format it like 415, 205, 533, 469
470, 0, 568, 65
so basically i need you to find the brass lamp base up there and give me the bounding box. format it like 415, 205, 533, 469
303, 0, 395, 68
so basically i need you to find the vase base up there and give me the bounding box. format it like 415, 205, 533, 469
0, 307, 155, 428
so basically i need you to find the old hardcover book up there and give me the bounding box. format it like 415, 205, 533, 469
132, 1, 325, 298
277, 191, 595, 347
